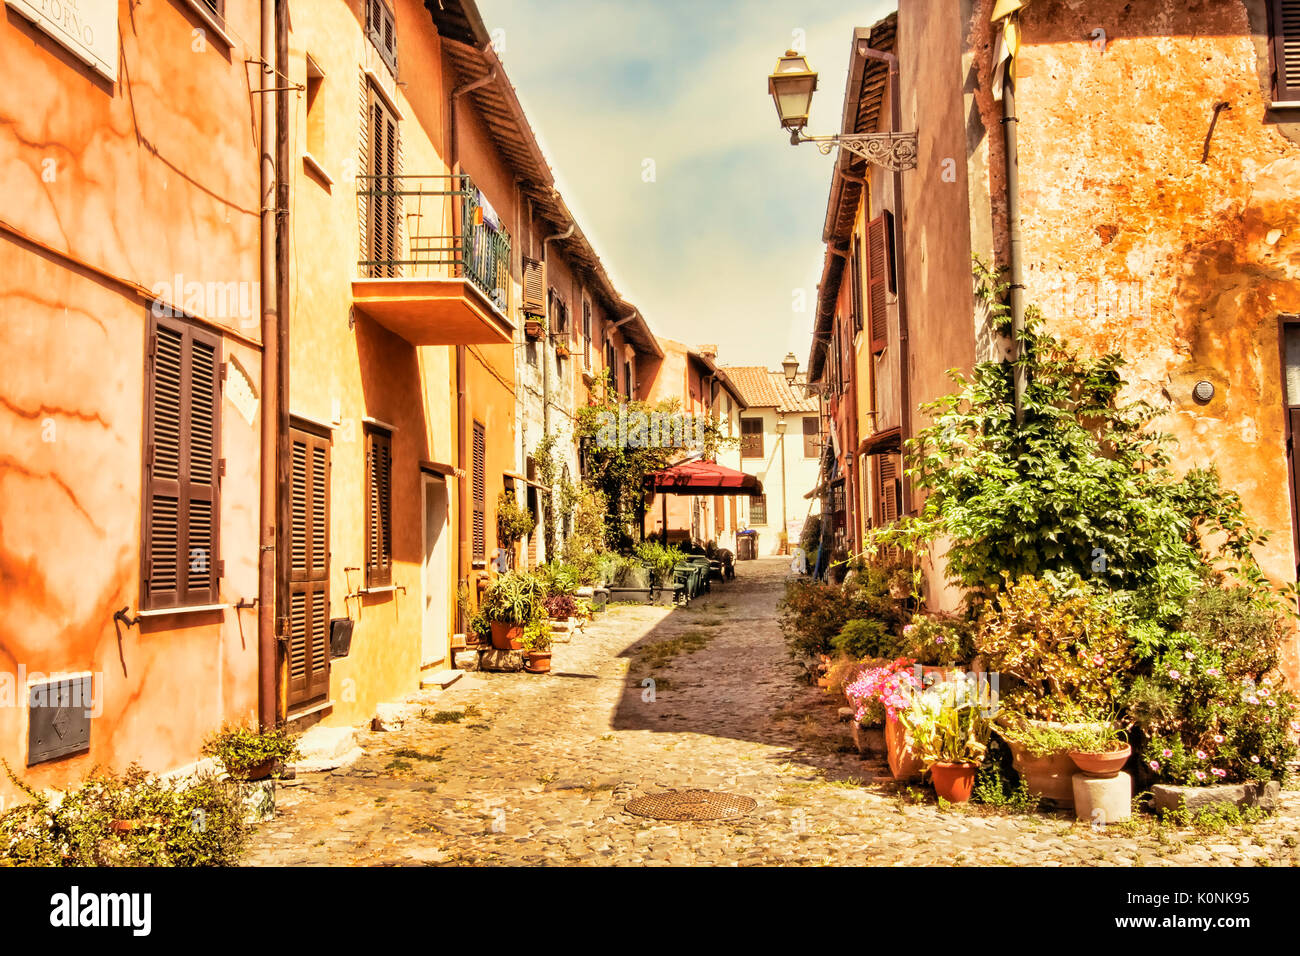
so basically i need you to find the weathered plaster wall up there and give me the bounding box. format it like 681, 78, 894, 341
1012, 0, 1300, 679
0, 0, 263, 796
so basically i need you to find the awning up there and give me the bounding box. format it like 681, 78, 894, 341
858, 426, 902, 456
649, 459, 763, 496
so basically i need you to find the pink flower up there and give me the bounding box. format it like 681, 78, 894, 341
1169, 669, 1181, 680
1149, 760, 1160, 771
1212, 734, 1224, 744
1162, 748, 1173, 758
1195, 770, 1207, 781
1289, 721, 1300, 733
1212, 768, 1227, 778
1247, 696, 1260, 705
1184, 651, 1195, 661
1093, 655, 1104, 665
1196, 750, 1207, 760
1251, 756, 1260, 764
1259, 688, 1271, 698
1206, 668, 1220, 677
1267, 699, 1278, 708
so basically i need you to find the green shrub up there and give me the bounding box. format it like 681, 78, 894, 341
832, 619, 894, 659
900, 612, 976, 666
201, 723, 300, 779
0, 762, 247, 866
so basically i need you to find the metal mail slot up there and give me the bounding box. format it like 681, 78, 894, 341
27, 675, 93, 765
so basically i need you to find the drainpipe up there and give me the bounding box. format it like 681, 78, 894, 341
450, 47, 495, 594
273, 0, 291, 709
256, 0, 279, 730
859, 46, 913, 517
1003, 69, 1027, 424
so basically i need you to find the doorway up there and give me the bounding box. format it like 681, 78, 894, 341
422, 474, 450, 668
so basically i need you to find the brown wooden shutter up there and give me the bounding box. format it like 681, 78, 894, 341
142, 317, 221, 610
289, 426, 330, 707
365, 427, 392, 587
740, 418, 764, 459
472, 420, 486, 562
367, 0, 397, 74
877, 454, 899, 524
850, 235, 865, 335
867, 215, 891, 354
1273, 1, 1300, 101
802, 416, 819, 457
522, 257, 546, 315
582, 300, 592, 367
367, 85, 399, 278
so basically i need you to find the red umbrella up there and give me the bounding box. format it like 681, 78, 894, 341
649, 459, 763, 496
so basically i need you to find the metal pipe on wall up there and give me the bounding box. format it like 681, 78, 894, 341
1003, 70, 1027, 423
274, 0, 291, 714
256, 0, 279, 729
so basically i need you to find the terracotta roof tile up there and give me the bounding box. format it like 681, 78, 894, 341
720, 367, 819, 414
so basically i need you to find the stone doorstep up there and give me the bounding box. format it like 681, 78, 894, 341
1152, 780, 1282, 815
420, 668, 465, 691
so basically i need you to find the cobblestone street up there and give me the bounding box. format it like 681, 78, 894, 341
245, 558, 1300, 866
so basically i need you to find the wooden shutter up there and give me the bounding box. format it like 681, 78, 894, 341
740, 418, 764, 459
472, 420, 486, 562
367, 84, 399, 278
365, 427, 392, 587
289, 426, 330, 707
877, 454, 900, 524
867, 214, 892, 354
522, 257, 545, 315
1272, 1, 1300, 101
583, 300, 592, 367
367, 0, 397, 75
802, 416, 819, 457
850, 235, 865, 335
142, 317, 221, 610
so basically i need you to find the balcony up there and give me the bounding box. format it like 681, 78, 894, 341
352, 174, 514, 346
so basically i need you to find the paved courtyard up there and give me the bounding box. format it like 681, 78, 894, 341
245, 557, 1300, 866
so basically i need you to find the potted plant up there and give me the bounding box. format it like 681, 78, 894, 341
1066, 724, 1131, 778
480, 570, 544, 650
900, 672, 992, 803
497, 490, 535, 552
523, 617, 553, 673
201, 723, 301, 781
844, 657, 923, 780
524, 317, 544, 339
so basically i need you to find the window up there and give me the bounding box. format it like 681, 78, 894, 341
289, 424, 330, 707
605, 340, 617, 387
876, 453, 901, 526
582, 300, 592, 368
364, 426, 392, 587
867, 212, 895, 354
802, 416, 819, 458
305, 55, 325, 159
366, 0, 397, 75
750, 494, 768, 525
624, 360, 633, 399
141, 315, 222, 610
472, 420, 486, 564
850, 234, 865, 335
740, 417, 764, 459
199, 0, 224, 16
365, 82, 400, 277
1270, 1, 1300, 101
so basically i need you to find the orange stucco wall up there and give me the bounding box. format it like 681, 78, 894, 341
0, 0, 263, 797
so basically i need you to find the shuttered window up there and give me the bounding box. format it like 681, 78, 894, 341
850, 235, 865, 335
289, 425, 330, 707
141, 316, 222, 611
876, 454, 900, 525
867, 213, 895, 354
582, 300, 592, 368
1271, 1, 1300, 101
472, 420, 486, 563
740, 417, 764, 459
750, 494, 768, 525
365, 427, 393, 587
366, 83, 400, 278
802, 416, 819, 458
366, 0, 397, 75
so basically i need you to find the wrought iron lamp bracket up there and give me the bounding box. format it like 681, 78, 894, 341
793, 131, 919, 171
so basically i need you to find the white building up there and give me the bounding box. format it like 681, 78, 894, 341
720, 366, 822, 557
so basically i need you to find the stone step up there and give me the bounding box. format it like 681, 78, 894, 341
420, 668, 465, 690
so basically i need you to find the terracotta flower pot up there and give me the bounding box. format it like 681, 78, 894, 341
233, 758, 277, 781
525, 651, 552, 673
886, 714, 925, 781
490, 621, 524, 650
1005, 739, 1077, 807
1069, 744, 1131, 778
930, 762, 977, 803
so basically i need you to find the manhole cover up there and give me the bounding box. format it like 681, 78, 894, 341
624, 789, 757, 821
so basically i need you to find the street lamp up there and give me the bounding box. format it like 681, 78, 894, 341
781, 352, 827, 397
767, 48, 918, 171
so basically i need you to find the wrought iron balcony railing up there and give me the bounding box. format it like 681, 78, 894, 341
356, 173, 511, 311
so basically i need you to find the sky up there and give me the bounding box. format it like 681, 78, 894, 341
475, 0, 896, 371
